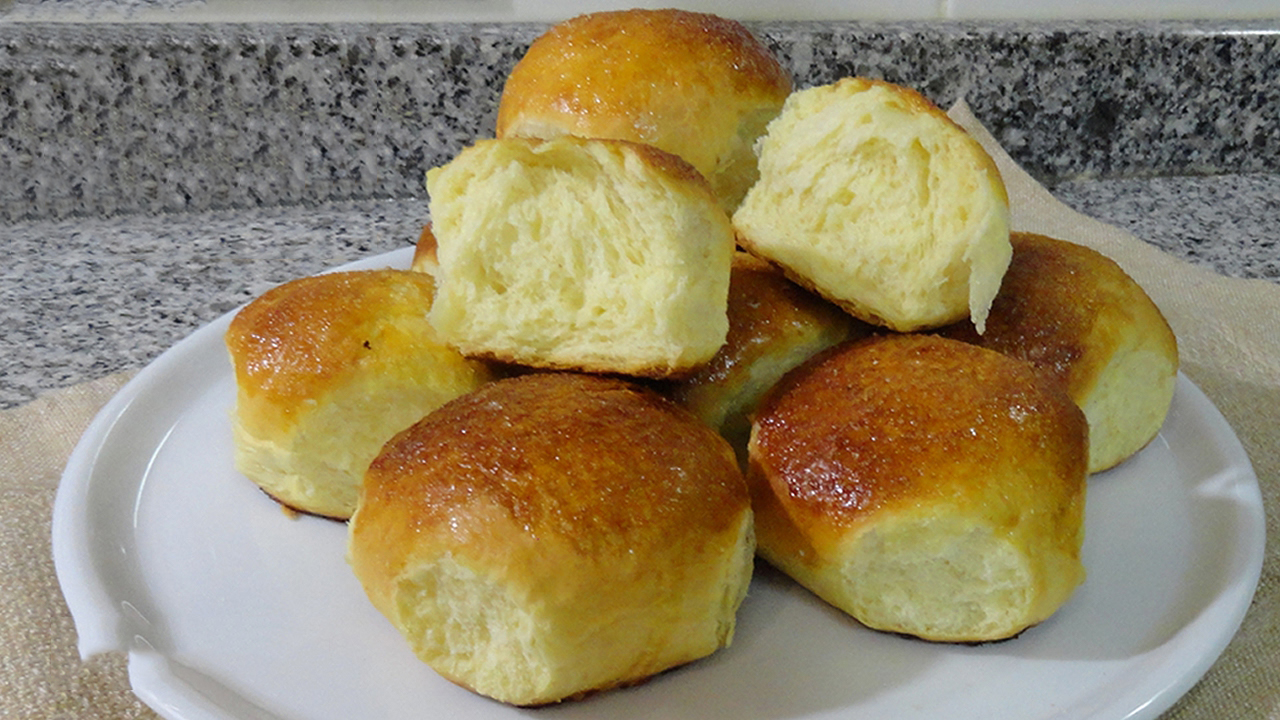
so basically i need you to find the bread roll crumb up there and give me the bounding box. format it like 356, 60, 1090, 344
426, 136, 735, 378
733, 77, 1011, 333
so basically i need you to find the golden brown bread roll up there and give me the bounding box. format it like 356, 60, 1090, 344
733, 77, 1012, 333
426, 135, 735, 379
664, 252, 874, 465
495, 8, 793, 211
935, 232, 1179, 473
348, 372, 755, 706
225, 269, 496, 519
748, 334, 1087, 642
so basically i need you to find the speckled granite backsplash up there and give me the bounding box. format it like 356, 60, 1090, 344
2, 20, 1278, 223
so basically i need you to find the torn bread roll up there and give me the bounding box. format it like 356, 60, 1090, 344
226, 269, 497, 519
733, 77, 1012, 333
748, 334, 1087, 642
496, 8, 792, 211
348, 372, 754, 706
935, 232, 1179, 473
426, 136, 735, 378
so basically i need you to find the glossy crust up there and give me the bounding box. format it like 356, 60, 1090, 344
496, 8, 792, 211
226, 269, 496, 519
348, 372, 755, 706
748, 334, 1087, 642
665, 252, 873, 464
935, 232, 1179, 472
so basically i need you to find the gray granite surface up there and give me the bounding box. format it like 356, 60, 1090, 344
2, 20, 1279, 222
1049, 173, 1280, 281
0, 197, 428, 408
2, 19, 1279, 409
4, 0, 202, 18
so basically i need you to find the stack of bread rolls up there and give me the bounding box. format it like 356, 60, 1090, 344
225, 6, 1178, 708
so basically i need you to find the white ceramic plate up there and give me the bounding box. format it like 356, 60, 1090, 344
54, 248, 1266, 720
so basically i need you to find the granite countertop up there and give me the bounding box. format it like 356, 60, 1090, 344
2, 19, 1278, 409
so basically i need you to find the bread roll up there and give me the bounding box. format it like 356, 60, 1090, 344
732, 77, 1012, 333
748, 334, 1087, 642
348, 372, 754, 706
225, 269, 496, 519
426, 135, 735, 378
935, 232, 1179, 473
495, 8, 792, 212
665, 252, 873, 464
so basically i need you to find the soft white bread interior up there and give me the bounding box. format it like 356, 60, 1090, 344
732, 77, 1012, 333
348, 372, 755, 706
426, 135, 735, 378
935, 232, 1179, 473
495, 8, 793, 211
225, 269, 497, 520
664, 251, 873, 465
748, 334, 1087, 642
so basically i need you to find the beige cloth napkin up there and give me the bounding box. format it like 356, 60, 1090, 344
3, 107, 1276, 719
0, 369, 155, 719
